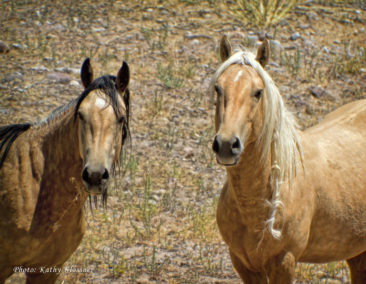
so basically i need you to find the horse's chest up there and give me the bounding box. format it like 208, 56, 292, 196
216, 188, 278, 270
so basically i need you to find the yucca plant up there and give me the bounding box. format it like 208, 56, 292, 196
228, 0, 301, 28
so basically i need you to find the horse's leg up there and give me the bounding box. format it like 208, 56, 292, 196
25, 268, 61, 284
229, 250, 267, 283
266, 252, 296, 284
347, 251, 366, 284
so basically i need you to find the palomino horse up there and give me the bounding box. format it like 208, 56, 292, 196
212, 35, 366, 283
0, 58, 130, 283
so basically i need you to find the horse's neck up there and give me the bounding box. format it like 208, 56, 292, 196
27, 109, 86, 236
226, 142, 272, 222
37, 109, 84, 197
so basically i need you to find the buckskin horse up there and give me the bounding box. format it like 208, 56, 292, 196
0, 58, 130, 283
211, 35, 366, 283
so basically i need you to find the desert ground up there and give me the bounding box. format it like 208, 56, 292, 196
1, 0, 365, 283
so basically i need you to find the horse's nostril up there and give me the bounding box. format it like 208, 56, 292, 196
232, 137, 241, 149
231, 137, 242, 155
102, 169, 109, 180
82, 167, 89, 182
212, 136, 220, 153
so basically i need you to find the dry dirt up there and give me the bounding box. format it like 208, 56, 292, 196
1, 0, 365, 283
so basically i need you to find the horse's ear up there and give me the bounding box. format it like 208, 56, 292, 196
256, 39, 270, 67
116, 61, 130, 94
80, 58, 94, 89
219, 35, 232, 62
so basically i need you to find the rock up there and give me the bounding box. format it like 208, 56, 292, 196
303, 39, 315, 49
47, 72, 71, 84
160, 10, 169, 16
246, 35, 257, 47
269, 40, 283, 56
50, 24, 66, 32
190, 39, 200, 46
258, 31, 266, 41
307, 12, 318, 21
290, 95, 307, 108
308, 86, 326, 98
69, 80, 80, 86
289, 32, 301, 41
55, 67, 80, 74
299, 24, 311, 30
285, 45, 298, 50
11, 43, 27, 50
1, 72, 23, 83
31, 66, 48, 72
0, 41, 9, 53
184, 32, 213, 40
92, 27, 105, 33
304, 0, 313, 5
322, 47, 329, 54
0, 108, 11, 115
278, 19, 289, 27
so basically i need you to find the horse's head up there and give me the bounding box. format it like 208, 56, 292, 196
75, 58, 130, 195
212, 36, 270, 166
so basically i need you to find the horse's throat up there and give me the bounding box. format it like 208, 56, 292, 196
225, 145, 272, 223
29, 115, 86, 236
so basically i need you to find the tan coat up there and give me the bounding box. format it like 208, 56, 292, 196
213, 37, 366, 283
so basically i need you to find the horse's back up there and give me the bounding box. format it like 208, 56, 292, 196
298, 99, 366, 262
306, 99, 366, 134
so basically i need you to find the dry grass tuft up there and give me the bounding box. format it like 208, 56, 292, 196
227, 0, 302, 27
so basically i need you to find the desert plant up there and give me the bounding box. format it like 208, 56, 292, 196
156, 61, 184, 89
227, 0, 301, 28
280, 48, 301, 77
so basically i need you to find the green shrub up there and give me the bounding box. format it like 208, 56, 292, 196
227, 0, 301, 28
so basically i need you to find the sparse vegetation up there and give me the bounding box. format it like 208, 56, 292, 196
227, 0, 302, 27
1, 0, 365, 282
156, 61, 184, 89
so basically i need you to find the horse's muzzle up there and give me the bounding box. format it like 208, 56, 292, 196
212, 135, 242, 166
81, 166, 109, 194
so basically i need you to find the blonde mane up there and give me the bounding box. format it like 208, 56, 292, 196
213, 50, 304, 239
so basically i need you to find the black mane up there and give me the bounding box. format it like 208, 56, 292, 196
0, 123, 31, 168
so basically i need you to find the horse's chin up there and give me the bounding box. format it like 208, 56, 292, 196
216, 156, 239, 167
83, 183, 108, 196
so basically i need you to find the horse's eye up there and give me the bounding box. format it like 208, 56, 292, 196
254, 89, 263, 100
78, 112, 85, 121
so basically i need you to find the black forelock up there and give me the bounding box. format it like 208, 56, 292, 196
74, 75, 124, 120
